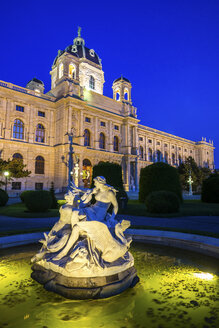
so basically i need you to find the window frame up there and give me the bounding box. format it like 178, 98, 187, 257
16, 105, 24, 112
99, 132, 105, 149
35, 156, 45, 174
35, 123, 45, 143
13, 119, 24, 140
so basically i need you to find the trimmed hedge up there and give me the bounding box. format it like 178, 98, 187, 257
24, 190, 52, 212
139, 162, 182, 203
0, 189, 9, 206
50, 182, 58, 209
201, 177, 219, 203
91, 162, 128, 209
20, 190, 32, 203
145, 190, 180, 214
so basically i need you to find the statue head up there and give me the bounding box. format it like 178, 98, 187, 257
64, 189, 78, 204
93, 176, 117, 194
93, 176, 106, 185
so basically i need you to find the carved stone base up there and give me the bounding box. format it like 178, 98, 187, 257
31, 264, 139, 299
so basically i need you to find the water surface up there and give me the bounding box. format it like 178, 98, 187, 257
0, 243, 218, 328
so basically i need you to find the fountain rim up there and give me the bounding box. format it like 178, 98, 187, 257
1, 229, 219, 259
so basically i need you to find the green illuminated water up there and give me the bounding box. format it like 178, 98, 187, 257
0, 243, 219, 328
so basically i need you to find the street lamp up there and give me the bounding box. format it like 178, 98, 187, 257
3, 171, 9, 192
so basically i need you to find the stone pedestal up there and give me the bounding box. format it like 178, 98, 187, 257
31, 264, 139, 299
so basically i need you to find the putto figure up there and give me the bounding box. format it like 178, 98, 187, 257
31, 176, 138, 299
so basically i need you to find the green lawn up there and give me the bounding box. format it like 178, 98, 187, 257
0, 199, 219, 238
119, 199, 219, 217
0, 199, 219, 219
0, 201, 65, 218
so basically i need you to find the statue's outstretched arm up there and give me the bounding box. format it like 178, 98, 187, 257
109, 192, 118, 220
80, 188, 96, 204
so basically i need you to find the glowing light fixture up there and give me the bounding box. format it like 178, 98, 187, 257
193, 272, 214, 280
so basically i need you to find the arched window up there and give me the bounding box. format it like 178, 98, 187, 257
164, 151, 168, 163
124, 88, 129, 101
172, 153, 176, 165
99, 133, 105, 149
113, 136, 119, 151
12, 153, 23, 161
69, 64, 76, 79
35, 124, 45, 143
84, 129, 90, 147
148, 148, 153, 161
139, 146, 144, 159
59, 63, 64, 78
35, 156, 45, 174
115, 90, 120, 101
89, 76, 95, 90
13, 119, 24, 139
156, 150, 162, 162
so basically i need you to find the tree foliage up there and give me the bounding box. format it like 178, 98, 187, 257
139, 162, 182, 203
201, 176, 219, 203
178, 156, 211, 192
0, 158, 31, 186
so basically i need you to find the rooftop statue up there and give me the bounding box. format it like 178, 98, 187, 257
31, 176, 138, 299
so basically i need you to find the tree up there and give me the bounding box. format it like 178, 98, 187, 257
139, 162, 182, 203
0, 158, 31, 186
49, 181, 58, 209
178, 156, 211, 192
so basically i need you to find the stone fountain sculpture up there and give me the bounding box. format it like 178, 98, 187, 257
31, 176, 139, 299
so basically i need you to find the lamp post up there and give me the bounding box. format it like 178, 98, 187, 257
187, 170, 193, 196
3, 171, 9, 192
65, 130, 83, 190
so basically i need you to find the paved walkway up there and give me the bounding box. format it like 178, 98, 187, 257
0, 214, 219, 234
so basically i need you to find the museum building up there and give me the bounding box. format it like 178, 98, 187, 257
0, 29, 215, 194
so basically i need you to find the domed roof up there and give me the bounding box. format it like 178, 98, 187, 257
53, 27, 101, 66
27, 77, 44, 85
113, 76, 130, 84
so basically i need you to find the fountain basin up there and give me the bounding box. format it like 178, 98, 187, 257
0, 242, 218, 328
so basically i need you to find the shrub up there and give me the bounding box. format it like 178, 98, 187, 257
91, 162, 128, 209
145, 190, 180, 214
116, 189, 129, 209
0, 189, 9, 206
24, 190, 52, 212
20, 190, 32, 203
201, 177, 219, 203
49, 182, 58, 209
139, 162, 182, 203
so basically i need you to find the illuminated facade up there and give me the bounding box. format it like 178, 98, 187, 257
0, 29, 215, 194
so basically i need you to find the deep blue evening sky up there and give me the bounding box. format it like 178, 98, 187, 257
1, 0, 219, 167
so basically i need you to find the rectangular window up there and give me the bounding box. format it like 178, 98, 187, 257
16, 105, 24, 112
100, 121, 106, 127
157, 141, 160, 145
12, 182, 21, 190
190, 150, 192, 153
35, 183, 43, 190
139, 137, 143, 141
172, 145, 175, 149
38, 111, 45, 117
178, 147, 181, 150
85, 117, 91, 123
148, 139, 152, 143
184, 149, 187, 152
164, 143, 168, 147
114, 125, 119, 130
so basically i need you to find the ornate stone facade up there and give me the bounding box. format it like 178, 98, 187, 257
0, 29, 215, 194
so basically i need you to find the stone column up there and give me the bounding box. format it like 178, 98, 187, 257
5, 99, 12, 139
94, 117, 99, 149
79, 110, 83, 145
109, 120, 113, 152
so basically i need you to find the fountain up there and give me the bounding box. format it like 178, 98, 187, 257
31, 176, 139, 299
